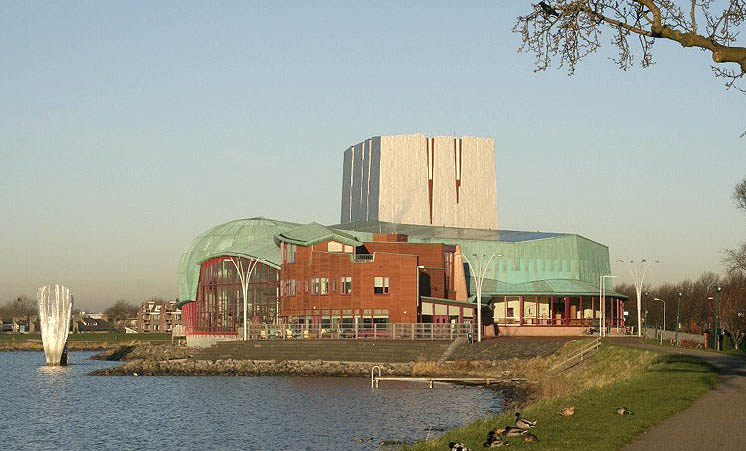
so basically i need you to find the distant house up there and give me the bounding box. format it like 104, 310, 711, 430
137, 300, 182, 333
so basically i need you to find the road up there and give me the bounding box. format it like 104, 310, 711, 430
616, 340, 746, 451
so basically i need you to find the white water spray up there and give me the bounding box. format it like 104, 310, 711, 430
37, 284, 73, 366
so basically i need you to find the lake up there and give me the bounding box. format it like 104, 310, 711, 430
0, 351, 503, 450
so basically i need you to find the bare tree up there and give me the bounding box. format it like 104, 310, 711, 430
720, 270, 746, 348
726, 176, 746, 271
104, 299, 139, 326
514, 1, 746, 95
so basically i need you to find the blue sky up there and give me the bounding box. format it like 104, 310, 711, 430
1, 1, 744, 310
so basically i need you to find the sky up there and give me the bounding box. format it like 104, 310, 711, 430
1, 1, 744, 311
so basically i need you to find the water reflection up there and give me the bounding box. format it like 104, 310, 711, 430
2, 351, 503, 450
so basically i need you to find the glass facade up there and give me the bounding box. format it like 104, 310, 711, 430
194, 256, 279, 333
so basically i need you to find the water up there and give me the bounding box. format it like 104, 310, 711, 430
0, 351, 503, 450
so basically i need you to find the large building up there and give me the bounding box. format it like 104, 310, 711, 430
341, 135, 497, 230
176, 134, 625, 346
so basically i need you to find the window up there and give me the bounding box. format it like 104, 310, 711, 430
328, 241, 343, 253
374, 276, 389, 294
311, 278, 320, 295
341, 276, 352, 295
289, 279, 296, 296
320, 277, 328, 295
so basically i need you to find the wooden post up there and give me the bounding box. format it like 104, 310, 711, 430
564, 297, 569, 326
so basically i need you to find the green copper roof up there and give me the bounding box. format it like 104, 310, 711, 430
274, 222, 363, 247
466, 278, 628, 299
177, 217, 298, 301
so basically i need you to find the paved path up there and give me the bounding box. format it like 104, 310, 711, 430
615, 340, 746, 451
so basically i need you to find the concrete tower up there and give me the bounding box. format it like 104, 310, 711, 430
340, 134, 497, 229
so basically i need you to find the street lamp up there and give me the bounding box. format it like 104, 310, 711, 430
617, 258, 659, 338
600, 275, 616, 337
675, 291, 683, 346
653, 297, 665, 345
715, 285, 723, 351
230, 256, 263, 341
462, 253, 502, 343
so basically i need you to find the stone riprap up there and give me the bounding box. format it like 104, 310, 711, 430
90, 359, 414, 377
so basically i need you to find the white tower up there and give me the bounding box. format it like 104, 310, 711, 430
341, 134, 497, 229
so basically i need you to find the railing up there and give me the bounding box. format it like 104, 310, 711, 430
549, 337, 601, 373
353, 254, 374, 262
239, 322, 475, 341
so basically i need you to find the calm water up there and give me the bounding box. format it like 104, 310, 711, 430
0, 351, 503, 450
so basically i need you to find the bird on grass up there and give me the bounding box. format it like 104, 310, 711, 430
483, 430, 509, 448
514, 412, 537, 429
448, 442, 471, 451
495, 426, 528, 437
616, 407, 634, 416
559, 406, 575, 416
523, 433, 539, 442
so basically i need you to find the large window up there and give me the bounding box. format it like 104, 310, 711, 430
341, 276, 352, 295
374, 276, 389, 294
194, 256, 279, 333
311, 278, 320, 295
320, 277, 328, 295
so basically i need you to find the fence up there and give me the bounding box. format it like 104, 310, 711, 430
239, 322, 475, 341
643, 327, 704, 345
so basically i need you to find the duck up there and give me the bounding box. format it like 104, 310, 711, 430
448, 442, 471, 451
523, 433, 539, 442
498, 425, 528, 437
483, 430, 509, 448
514, 412, 537, 429
559, 406, 575, 416
616, 407, 633, 416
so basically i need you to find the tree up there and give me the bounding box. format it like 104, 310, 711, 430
0, 295, 37, 318
720, 270, 746, 348
726, 176, 746, 272
514, 1, 746, 93
104, 299, 139, 325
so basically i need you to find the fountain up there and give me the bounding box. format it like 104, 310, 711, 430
37, 284, 73, 366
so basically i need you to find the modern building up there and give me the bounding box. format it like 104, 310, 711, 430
176, 134, 626, 346
136, 300, 182, 333
341, 135, 497, 230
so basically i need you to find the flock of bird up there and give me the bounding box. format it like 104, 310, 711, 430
448, 405, 634, 450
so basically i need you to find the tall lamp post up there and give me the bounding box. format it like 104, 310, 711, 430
231, 256, 263, 341
715, 285, 723, 351
600, 275, 616, 337
462, 253, 502, 343
654, 297, 665, 345
675, 291, 683, 346
617, 259, 659, 338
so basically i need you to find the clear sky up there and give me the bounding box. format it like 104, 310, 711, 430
1, 1, 744, 311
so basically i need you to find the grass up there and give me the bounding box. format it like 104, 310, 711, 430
0, 332, 171, 343
402, 343, 718, 451
639, 337, 746, 356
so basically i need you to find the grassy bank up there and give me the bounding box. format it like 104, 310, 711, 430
403, 343, 718, 451
0, 333, 173, 351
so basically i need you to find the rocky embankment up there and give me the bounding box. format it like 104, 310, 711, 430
91, 344, 191, 361
91, 358, 414, 377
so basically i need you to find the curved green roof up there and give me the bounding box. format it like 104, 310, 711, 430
176, 217, 298, 302
274, 222, 363, 247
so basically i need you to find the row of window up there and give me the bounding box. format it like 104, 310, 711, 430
281, 276, 388, 296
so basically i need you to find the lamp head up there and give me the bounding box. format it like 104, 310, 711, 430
644, 291, 649, 297
715, 286, 723, 293
653, 297, 662, 301
677, 291, 683, 297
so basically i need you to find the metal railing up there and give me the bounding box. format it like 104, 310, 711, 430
549, 337, 602, 372
239, 322, 475, 341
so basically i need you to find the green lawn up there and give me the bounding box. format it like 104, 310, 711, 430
402, 347, 718, 451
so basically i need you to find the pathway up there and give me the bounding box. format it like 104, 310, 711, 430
615, 340, 746, 451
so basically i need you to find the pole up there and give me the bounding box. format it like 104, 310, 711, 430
675, 292, 682, 346
618, 259, 658, 338
715, 286, 723, 351
463, 253, 498, 343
